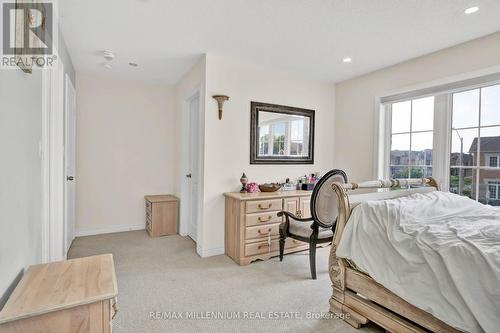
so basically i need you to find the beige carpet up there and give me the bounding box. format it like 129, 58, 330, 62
68, 231, 383, 333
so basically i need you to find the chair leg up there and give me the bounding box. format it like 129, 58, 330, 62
279, 235, 285, 261
309, 235, 317, 279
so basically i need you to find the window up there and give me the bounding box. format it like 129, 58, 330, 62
380, 78, 500, 206
290, 119, 304, 155
487, 155, 499, 168
487, 180, 500, 201
259, 125, 269, 155
272, 123, 286, 155
389, 97, 434, 179
450, 85, 500, 203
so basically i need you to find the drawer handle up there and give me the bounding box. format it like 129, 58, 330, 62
258, 216, 272, 222
258, 203, 272, 210
112, 297, 118, 319
258, 228, 272, 235
257, 243, 270, 250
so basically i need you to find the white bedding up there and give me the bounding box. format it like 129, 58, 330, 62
336, 191, 500, 333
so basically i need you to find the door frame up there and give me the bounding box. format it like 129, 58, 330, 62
180, 86, 204, 251
63, 74, 76, 253
41, 56, 67, 262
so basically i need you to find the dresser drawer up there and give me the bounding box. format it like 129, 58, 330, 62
245, 199, 282, 214
244, 237, 307, 256
245, 223, 280, 240
245, 211, 282, 226
245, 239, 280, 256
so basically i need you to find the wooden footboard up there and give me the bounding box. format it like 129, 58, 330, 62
328, 178, 463, 333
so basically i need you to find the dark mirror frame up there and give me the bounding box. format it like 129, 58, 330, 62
250, 101, 315, 164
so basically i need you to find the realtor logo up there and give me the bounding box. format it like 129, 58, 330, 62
1, 1, 57, 72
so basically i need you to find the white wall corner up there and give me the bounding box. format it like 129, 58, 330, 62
196, 245, 225, 258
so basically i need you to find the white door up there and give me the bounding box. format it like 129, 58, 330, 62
186, 94, 200, 242
64, 75, 76, 253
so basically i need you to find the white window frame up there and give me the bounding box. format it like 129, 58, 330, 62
376, 71, 500, 195
379, 95, 450, 188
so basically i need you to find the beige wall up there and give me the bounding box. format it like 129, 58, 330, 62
76, 73, 175, 235
0, 70, 43, 306
335, 31, 500, 181
201, 54, 335, 253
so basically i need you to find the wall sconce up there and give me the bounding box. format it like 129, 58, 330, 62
212, 95, 229, 120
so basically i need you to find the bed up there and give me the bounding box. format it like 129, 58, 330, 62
328, 177, 500, 333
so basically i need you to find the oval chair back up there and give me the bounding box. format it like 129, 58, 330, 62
310, 169, 348, 229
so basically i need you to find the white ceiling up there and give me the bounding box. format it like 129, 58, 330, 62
59, 0, 500, 85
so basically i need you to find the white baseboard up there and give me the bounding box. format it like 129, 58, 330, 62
196, 245, 225, 258
75, 224, 145, 237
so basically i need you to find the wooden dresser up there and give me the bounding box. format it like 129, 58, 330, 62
224, 190, 312, 265
145, 195, 178, 237
0, 254, 118, 333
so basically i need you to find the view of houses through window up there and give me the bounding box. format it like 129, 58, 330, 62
450, 84, 500, 205
387, 82, 500, 206
390, 96, 434, 179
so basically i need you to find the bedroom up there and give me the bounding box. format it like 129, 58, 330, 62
0, 1, 499, 332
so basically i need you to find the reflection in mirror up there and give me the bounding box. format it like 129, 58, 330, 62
257, 111, 310, 157
250, 102, 314, 164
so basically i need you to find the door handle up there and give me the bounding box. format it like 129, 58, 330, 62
67, 176, 74, 181
186, 173, 192, 178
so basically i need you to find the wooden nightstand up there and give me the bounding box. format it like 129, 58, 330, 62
145, 195, 178, 237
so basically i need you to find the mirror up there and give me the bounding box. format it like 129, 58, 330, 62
250, 102, 315, 164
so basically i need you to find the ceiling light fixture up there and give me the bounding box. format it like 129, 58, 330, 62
464, 6, 479, 14
343, 57, 352, 63
103, 50, 115, 61
129, 62, 138, 67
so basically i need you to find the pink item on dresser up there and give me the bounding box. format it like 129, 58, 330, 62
246, 182, 260, 193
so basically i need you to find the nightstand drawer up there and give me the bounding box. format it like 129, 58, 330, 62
245, 199, 282, 214
245, 212, 282, 226
245, 223, 280, 240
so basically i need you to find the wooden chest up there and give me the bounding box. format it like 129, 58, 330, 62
145, 195, 178, 237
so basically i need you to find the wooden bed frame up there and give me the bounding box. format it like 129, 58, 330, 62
328, 177, 463, 333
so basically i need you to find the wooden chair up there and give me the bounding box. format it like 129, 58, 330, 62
277, 169, 347, 279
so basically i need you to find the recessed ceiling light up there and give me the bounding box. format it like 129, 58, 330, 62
103, 50, 115, 61
343, 57, 352, 63
464, 6, 479, 14
104, 63, 112, 69
129, 62, 138, 67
